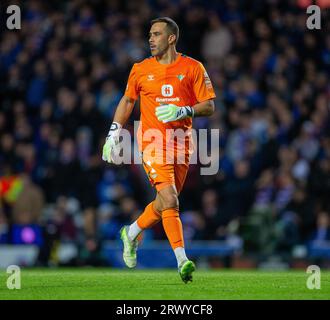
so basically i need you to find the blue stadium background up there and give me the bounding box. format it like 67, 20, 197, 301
0, 0, 330, 269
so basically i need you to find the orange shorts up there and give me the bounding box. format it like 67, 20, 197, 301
141, 151, 190, 194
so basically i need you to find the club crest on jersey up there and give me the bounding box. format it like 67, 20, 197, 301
161, 84, 173, 97
147, 74, 154, 81
177, 74, 185, 81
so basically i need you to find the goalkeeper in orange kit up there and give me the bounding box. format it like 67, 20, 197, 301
102, 17, 216, 283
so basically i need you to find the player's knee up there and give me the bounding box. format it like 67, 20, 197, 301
152, 200, 162, 215
161, 193, 179, 210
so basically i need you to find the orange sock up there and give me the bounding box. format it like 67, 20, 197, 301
162, 208, 184, 249
137, 201, 161, 229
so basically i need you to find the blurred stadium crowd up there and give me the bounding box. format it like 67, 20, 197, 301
0, 0, 330, 266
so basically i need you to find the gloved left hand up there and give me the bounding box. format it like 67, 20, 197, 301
155, 104, 194, 123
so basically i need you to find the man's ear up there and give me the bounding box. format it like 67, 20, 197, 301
168, 34, 176, 45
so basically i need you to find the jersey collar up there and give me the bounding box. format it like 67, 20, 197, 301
153, 53, 182, 68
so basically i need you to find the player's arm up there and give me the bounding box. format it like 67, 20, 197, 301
103, 62, 140, 163
190, 99, 215, 117
112, 95, 136, 126
102, 95, 135, 163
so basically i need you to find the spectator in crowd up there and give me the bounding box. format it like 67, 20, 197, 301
202, 12, 232, 66
11, 173, 44, 225
309, 211, 330, 243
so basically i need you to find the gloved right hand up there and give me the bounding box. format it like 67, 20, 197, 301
102, 122, 122, 163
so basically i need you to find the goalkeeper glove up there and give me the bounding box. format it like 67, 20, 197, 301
155, 104, 194, 123
102, 122, 122, 163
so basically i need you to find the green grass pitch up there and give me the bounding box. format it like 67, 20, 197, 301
0, 268, 329, 300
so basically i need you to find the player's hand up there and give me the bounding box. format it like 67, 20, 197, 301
102, 122, 122, 163
155, 104, 194, 123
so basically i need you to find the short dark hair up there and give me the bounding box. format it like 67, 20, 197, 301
150, 17, 179, 43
